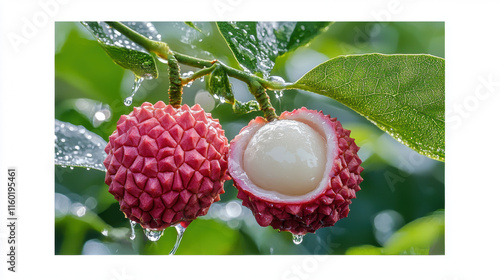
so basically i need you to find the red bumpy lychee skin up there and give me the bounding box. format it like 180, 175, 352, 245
228, 108, 363, 235
104, 101, 229, 230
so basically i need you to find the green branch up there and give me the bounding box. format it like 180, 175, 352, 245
249, 81, 278, 121
105, 21, 297, 117
167, 54, 182, 108
181, 63, 217, 85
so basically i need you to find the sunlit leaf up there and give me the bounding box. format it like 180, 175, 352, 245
383, 210, 444, 254
294, 53, 445, 161
143, 219, 240, 255
82, 21, 159, 79
345, 210, 444, 255
217, 22, 331, 75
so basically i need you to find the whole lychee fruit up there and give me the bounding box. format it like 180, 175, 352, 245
104, 101, 229, 230
228, 107, 363, 235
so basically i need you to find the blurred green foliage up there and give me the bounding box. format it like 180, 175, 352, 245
55, 22, 444, 255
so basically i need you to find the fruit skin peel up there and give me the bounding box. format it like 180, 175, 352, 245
103, 101, 230, 230
229, 107, 363, 235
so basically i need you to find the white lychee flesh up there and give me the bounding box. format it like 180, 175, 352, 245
229, 109, 338, 203
243, 120, 326, 196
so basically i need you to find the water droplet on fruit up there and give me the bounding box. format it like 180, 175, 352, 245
143, 228, 164, 242
169, 223, 187, 255
129, 220, 137, 240
124, 76, 144, 106
292, 234, 304, 245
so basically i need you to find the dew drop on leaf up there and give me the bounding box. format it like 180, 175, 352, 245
54, 119, 108, 172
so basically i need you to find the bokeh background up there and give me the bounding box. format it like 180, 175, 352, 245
55, 22, 444, 255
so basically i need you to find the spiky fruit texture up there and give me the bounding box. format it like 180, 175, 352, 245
104, 101, 229, 230
229, 108, 363, 235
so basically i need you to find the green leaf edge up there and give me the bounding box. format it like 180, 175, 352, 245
82, 21, 159, 79
293, 53, 445, 162
216, 21, 332, 74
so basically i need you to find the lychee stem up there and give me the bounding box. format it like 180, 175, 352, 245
167, 52, 183, 108
250, 81, 278, 122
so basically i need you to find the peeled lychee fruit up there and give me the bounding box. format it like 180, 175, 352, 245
104, 101, 229, 230
228, 107, 363, 235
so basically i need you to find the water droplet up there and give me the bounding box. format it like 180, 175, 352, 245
213, 94, 226, 104
101, 229, 109, 236
169, 223, 187, 255
94, 111, 106, 121
269, 75, 287, 87
123, 76, 144, 106
129, 220, 137, 240
157, 56, 168, 64
144, 228, 164, 242
124, 96, 133, 106
292, 234, 304, 245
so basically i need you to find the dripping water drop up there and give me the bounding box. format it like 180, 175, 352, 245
124, 96, 133, 106
143, 228, 165, 242
123, 76, 145, 106
292, 234, 304, 245
129, 220, 137, 240
169, 223, 187, 255
274, 90, 284, 99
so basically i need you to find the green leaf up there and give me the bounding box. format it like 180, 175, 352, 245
345, 245, 383, 255
82, 21, 158, 79
345, 210, 444, 255
207, 65, 234, 104
294, 53, 445, 161
144, 219, 240, 255
383, 210, 444, 255
217, 22, 331, 75
55, 119, 107, 172
232, 100, 260, 114
184, 21, 203, 33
